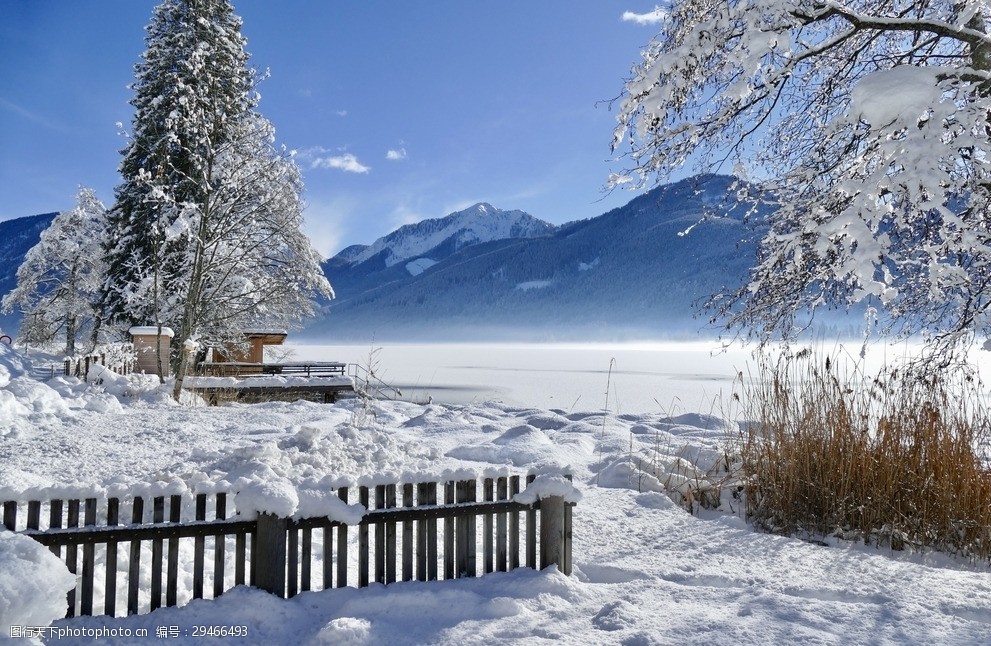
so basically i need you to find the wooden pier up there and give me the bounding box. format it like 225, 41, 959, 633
185, 361, 355, 404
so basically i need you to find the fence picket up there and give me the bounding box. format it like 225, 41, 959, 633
65, 499, 80, 618
150, 496, 164, 611
194, 494, 206, 599
27, 501, 40, 531
426, 482, 438, 581
416, 482, 429, 581
81, 498, 97, 616
374, 485, 385, 585
166, 495, 181, 607
358, 486, 369, 587
2, 500, 15, 530
336, 487, 349, 588
496, 477, 508, 572
444, 482, 455, 580
287, 521, 299, 597
127, 497, 143, 615
525, 475, 537, 569
105, 498, 119, 617
509, 476, 520, 570
214, 493, 227, 599
484, 478, 494, 574
402, 483, 414, 582
385, 484, 397, 584
322, 525, 333, 590
235, 531, 246, 586
300, 526, 312, 593
466, 480, 477, 577
456, 480, 472, 578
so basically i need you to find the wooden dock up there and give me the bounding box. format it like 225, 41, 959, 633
186, 361, 355, 405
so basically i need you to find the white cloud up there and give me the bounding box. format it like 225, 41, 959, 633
336, 109, 348, 117
311, 153, 370, 174
386, 148, 407, 161
621, 7, 666, 25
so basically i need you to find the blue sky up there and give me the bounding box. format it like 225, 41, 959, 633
0, 1, 668, 257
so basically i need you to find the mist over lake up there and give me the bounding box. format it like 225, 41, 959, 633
285, 340, 991, 414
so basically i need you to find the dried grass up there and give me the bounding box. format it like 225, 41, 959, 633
741, 349, 991, 559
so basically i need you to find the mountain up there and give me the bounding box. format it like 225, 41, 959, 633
1, 176, 824, 344
341, 203, 556, 271
0, 212, 56, 335
308, 174, 769, 342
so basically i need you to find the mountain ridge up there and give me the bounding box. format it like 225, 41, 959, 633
0, 176, 814, 343
310, 174, 769, 342
345, 202, 556, 271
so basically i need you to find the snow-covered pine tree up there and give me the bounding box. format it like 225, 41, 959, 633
612, 1, 991, 355
2, 187, 108, 354
102, 0, 332, 390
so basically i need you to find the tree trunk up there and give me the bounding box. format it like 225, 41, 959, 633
65, 315, 76, 356
88, 314, 103, 354
155, 323, 167, 385
172, 339, 192, 402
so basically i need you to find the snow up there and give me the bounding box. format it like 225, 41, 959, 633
2, 340, 991, 644
0, 530, 75, 643
351, 203, 552, 268
514, 280, 553, 292
183, 375, 352, 388
405, 257, 437, 277
850, 66, 943, 127
127, 326, 175, 338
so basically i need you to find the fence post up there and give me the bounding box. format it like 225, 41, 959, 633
255, 513, 287, 597
539, 496, 569, 574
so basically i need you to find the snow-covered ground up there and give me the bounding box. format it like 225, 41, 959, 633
2, 341, 991, 645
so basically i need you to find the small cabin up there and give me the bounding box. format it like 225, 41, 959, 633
128, 326, 174, 377
213, 330, 288, 364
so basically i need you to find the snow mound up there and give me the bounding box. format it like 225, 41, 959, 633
0, 529, 76, 639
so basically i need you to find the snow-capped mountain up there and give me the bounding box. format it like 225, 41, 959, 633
2, 176, 858, 344
344, 203, 555, 272
311, 175, 793, 342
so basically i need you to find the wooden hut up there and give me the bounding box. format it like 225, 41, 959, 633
215, 330, 288, 364
128, 326, 174, 377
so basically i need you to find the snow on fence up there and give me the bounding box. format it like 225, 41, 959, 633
2, 474, 574, 619
63, 353, 132, 381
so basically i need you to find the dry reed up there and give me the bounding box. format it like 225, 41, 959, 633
741, 349, 991, 559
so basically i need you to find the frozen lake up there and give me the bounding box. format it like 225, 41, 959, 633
283, 341, 760, 414
282, 340, 991, 414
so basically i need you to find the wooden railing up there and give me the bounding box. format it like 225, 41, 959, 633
2, 474, 574, 618
194, 361, 347, 377
63, 353, 132, 380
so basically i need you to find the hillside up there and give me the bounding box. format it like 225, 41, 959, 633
0, 176, 778, 343
0, 212, 56, 335
310, 175, 764, 341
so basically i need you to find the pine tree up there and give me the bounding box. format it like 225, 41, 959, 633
102, 0, 333, 388
2, 187, 108, 354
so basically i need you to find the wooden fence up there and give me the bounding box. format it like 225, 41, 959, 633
2, 474, 573, 619
64, 353, 133, 380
